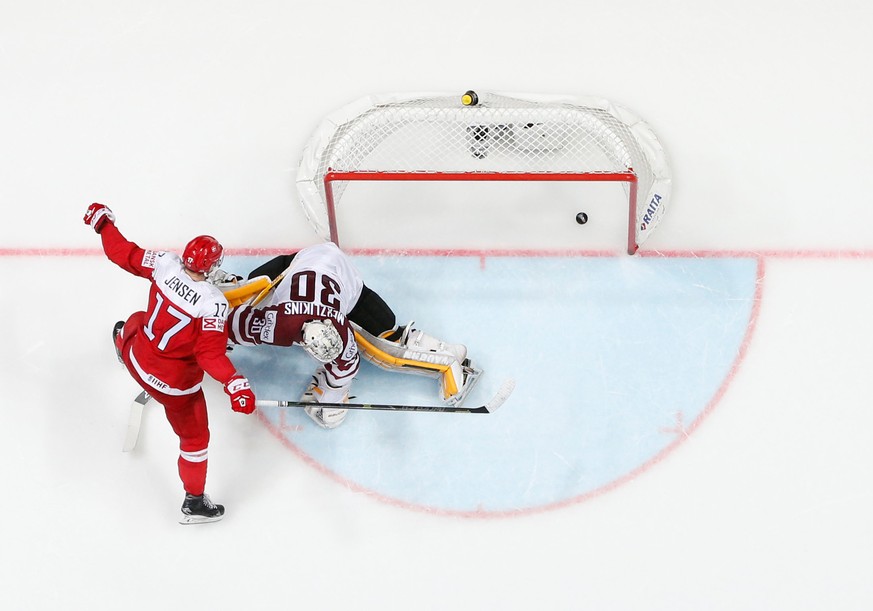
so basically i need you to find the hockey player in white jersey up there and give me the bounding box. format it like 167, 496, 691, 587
224, 242, 480, 429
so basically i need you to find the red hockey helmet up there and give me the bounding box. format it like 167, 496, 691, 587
182, 235, 224, 274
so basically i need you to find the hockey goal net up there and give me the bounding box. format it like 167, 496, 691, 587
297, 91, 671, 254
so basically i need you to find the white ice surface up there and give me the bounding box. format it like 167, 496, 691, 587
2, 2, 873, 610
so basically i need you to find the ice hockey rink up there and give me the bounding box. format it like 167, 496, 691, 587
2, 1, 872, 610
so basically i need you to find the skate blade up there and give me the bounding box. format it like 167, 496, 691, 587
178, 513, 224, 525
446, 361, 483, 406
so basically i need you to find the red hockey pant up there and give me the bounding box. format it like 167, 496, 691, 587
118, 313, 211, 496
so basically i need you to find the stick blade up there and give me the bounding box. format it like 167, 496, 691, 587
122, 391, 150, 453
483, 378, 516, 413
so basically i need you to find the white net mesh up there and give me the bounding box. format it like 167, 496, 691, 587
297, 92, 671, 252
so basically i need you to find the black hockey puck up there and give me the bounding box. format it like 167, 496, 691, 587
576, 212, 588, 225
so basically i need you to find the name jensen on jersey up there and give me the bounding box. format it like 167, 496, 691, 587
283, 301, 346, 325
164, 275, 202, 305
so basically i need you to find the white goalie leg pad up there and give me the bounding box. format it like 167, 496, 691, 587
301, 367, 350, 429
353, 323, 482, 404
401, 325, 468, 367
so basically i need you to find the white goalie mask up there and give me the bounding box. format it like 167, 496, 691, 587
301, 319, 343, 363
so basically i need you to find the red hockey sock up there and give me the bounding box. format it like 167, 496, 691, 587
178, 453, 208, 496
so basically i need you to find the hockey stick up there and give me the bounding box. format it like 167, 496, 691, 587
250, 270, 286, 307
122, 390, 151, 452
256, 378, 515, 414
218, 270, 286, 308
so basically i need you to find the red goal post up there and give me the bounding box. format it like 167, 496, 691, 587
297, 92, 671, 254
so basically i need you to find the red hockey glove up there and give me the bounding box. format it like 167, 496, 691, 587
83, 203, 116, 233
224, 375, 256, 414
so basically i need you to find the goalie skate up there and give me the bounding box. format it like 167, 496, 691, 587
448, 357, 483, 406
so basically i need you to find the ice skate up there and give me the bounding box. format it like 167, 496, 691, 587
112, 320, 125, 363
179, 493, 225, 525
449, 357, 483, 406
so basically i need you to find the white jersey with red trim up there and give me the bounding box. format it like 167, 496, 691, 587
99, 220, 237, 394
129, 252, 234, 393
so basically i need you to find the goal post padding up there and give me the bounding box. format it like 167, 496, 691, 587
296, 92, 671, 254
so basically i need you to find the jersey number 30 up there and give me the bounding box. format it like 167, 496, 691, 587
289, 270, 341, 309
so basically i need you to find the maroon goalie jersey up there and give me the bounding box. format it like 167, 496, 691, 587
226, 249, 361, 389
100, 224, 237, 394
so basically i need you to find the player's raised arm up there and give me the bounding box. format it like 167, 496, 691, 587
83, 203, 156, 279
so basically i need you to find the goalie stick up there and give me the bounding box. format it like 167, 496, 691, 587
256, 378, 515, 414
122, 390, 151, 452
250, 269, 286, 306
